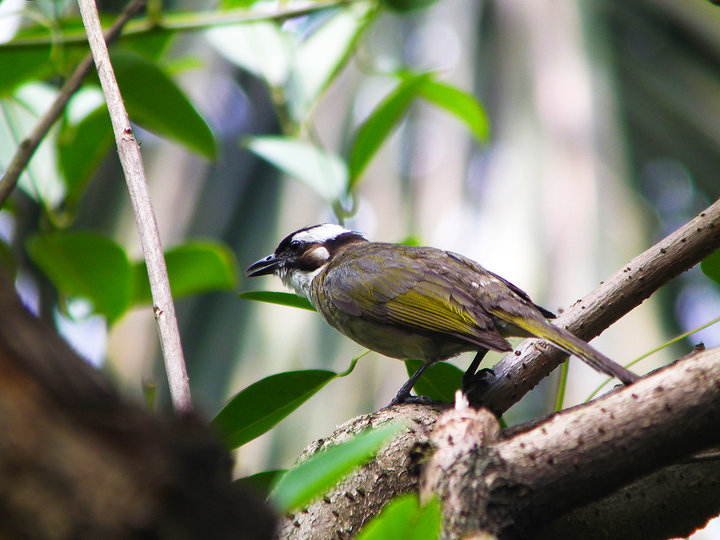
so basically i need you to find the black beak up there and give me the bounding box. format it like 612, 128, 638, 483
246, 254, 282, 277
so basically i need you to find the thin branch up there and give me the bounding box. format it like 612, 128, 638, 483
0, 0, 146, 207
5, 0, 352, 47
481, 197, 720, 415
77, 0, 191, 412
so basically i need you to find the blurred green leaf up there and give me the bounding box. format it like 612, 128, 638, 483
270, 423, 403, 511
245, 136, 348, 202
239, 291, 316, 311
348, 74, 430, 186
212, 370, 337, 449
405, 360, 463, 402
356, 494, 442, 540
236, 469, 287, 499
701, 249, 720, 286
417, 78, 489, 142
58, 102, 113, 209
131, 241, 237, 306
220, 0, 258, 9
1, 84, 65, 209
205, 22, 291, 86
26, 231, 132, 323
110, 51, 217, 158
0, 47, 52, 96
290, 4, 372, 120
349, 73, 489, 187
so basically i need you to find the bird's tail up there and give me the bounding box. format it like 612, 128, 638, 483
493, 312, 639, 385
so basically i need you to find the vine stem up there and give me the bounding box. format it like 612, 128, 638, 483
77, 0, 192, 412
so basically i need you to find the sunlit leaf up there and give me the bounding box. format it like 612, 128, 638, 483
239, 291, 316, 311
110, 51, 217, 158
212, 370, 337, 449
1, 83, 65, 208
246, 136, 348, 202
290, 4, 372, 119
405, 359, 463, 402
348, 74, 430, 186
356, 494, 442, 540
417, 78, 489, 142
205, 22, 291, 86
270, 423, 403, 511
131, 241, 237, 306
26, 231, 132, 323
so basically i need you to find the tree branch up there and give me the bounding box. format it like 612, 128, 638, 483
481, 197, 720, 415
279, 347, 720, 539
0, 0, 146, 207
77, 0, 191, 411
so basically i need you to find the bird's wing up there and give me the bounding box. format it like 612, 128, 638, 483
320, 244, 512, 352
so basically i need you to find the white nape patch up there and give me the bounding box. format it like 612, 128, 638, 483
293, 224, 354, 244
279, 265, 323, 302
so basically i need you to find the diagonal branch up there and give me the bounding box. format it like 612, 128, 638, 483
0, 0, 146, 207
482, 197, 720, 414
77, 0, 191, 411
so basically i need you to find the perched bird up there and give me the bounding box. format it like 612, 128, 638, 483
246, 224, 637, 404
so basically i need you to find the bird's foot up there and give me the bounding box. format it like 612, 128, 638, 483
386, 392, 433, 408
462, 368, 495, 407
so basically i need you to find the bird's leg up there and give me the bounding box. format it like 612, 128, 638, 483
388, 361, 433, 406
462, 349, 495, 407
462, 349, 489, 388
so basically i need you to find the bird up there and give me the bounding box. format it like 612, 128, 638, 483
246, 223, 638, 405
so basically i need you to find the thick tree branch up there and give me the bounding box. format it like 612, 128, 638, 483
278, 347, 720, 539
77, 0, 191, 411
0, 0, 146, 207
482, 197, 720, 414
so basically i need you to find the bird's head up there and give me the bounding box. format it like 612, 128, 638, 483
246, 224, 367, 298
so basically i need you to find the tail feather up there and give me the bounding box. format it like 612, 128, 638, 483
495, 313, 638, 385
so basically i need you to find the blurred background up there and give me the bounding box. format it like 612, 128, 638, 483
2, 0, 720, 533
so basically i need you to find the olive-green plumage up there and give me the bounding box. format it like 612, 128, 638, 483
309, 242, 637, 386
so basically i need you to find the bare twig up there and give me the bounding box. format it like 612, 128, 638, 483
0, 0, 146, 207
77, 0, 192, 411
482, 198, 720, 414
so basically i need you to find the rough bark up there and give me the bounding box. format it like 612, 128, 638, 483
0, 272, 275, 539
278, 347, 720, 539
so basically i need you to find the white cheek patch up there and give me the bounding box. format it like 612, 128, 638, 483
306, 246, 330, 266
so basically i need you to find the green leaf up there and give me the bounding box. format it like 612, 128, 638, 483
417, 79, 489, 143
405, 360, 463, 402
131, 241, 237, 306
356, 494, 442, 540
58, 93, 114, 209
701, 249, 720, 287
239, 291, 316, 311
0, 46, 53, 96
270, 423, 404, 511
205, 22, 291, 86
110, 51, 217, 158
245, 136, 348, 203
235, 469, 287, 499
212, 370, 337, 449
290, 4, 372, 120
26, 231, 132, 323
1, 84, 65, 208
348, 74, 430, 186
